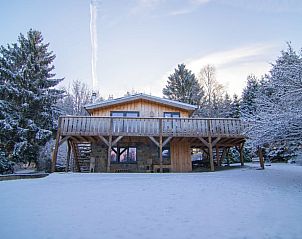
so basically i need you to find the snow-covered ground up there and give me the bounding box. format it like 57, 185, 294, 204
1, 163, 302, 239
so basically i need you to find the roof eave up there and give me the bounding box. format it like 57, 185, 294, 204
84, 94, 198, 112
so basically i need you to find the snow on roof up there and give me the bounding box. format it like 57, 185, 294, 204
84, 93, 198, 112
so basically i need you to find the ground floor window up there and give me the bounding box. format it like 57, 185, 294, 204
162, 147, 171, 161
111, 147, 137, 163
157, 146, 171, 163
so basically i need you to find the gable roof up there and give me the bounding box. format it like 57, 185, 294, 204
84, 93, 198, 113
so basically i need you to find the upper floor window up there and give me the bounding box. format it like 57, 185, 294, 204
164, 112, 180, 118
111, 111, 139, 117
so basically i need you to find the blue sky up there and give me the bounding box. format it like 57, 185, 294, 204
1, 0, 302, 98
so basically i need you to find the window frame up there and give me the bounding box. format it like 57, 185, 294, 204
110, 111, 140, 117
162, 146, 171, 161
110, 146, 137, 164
158, 146, 171, 163
163, 112, 180, 118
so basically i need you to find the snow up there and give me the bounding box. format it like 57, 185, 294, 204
1, 164, 302, 239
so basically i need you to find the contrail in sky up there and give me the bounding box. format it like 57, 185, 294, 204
90, 0, 98, 90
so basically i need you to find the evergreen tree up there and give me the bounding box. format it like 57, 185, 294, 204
211, 93, 224, 117
220, 93, 232, 117
230, 94, 241, 118
163, 64, 204, 105
241, 74, 260, 118
248, 43, 302, 152
0, 29, 63, 164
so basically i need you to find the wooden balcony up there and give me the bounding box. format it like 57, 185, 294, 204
52, 116, 248, 173
59, 116, 247, 138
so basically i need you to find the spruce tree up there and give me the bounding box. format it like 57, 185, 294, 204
220, 93, 232, 117
0, 29, 63, 164
163, 64, 204, 105
230, 94, 241, 118
248, 43, 302, 154
241, 74, 259, 118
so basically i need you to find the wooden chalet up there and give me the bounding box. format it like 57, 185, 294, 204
51, 93, 246, 173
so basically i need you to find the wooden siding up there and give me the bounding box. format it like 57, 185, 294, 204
90, 99, 190, 117
171, 139, 192, 172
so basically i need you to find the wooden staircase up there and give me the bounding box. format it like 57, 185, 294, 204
71, 141, 91, 172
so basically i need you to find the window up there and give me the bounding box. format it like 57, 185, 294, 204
164, 112, 180, 118
111, 112, 124, 117
162, 147, 171, 161
111, 147, 137, 163
111, 111, 139, 117
128, 147, 137, 161
111, 148, 118, 162
163, 112, 180, 130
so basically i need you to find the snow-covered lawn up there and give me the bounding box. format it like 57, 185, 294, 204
1, 164, 302, 239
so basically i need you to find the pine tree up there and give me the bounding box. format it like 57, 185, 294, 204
0, 29, 64, 164
163, 64, 204, 105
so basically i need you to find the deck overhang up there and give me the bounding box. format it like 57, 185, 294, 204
52, 116, 247, 173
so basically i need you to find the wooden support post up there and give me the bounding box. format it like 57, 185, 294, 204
51, 117, 62, 173
207, 119, 214, 172
107, 118, 113, 173
71, 142, 81, 172
226, 148, 230, 166
216, 146, 220, 167
208, 137, 214, 172
258, 147, 265, 169
239, 142, 245, 166
159, 118, 163, 173
107, 135, 112, 173
66, 140, 71, 172
159, 136, 163, 173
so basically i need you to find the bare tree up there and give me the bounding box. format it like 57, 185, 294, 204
198, 64, 225, 117
57, 80, 102, 116
72, 80, 92, 115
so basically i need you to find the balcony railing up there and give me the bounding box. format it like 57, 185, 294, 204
59, 116, 247, 138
